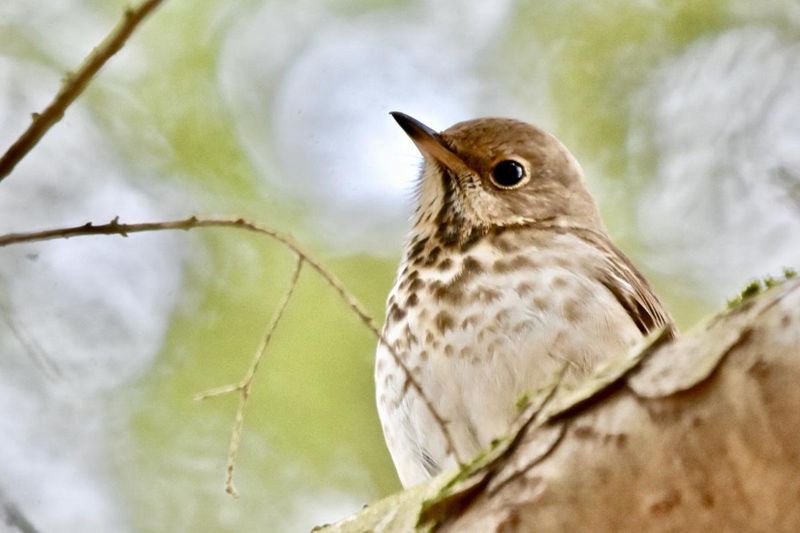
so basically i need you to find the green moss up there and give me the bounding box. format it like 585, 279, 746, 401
741, 280, 763, 298
515, 392, 530, 412
727, 268, 799, 308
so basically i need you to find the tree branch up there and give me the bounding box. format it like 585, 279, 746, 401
0, 215, 463, 468
195, 255, 303, 498
0, 0, 165, 183
0, 488, 41, 533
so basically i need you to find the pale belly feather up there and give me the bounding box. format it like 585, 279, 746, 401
376, 241, 642, 487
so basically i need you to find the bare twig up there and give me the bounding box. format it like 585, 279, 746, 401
195, 255, 303, 497
773, 166, 800, 211
0, 0, 165, 183
0, 215, 463, 466
0, 300, 62, 381
0, 488, 41, 533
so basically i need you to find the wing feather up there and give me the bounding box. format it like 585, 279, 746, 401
565, 226, 676, 337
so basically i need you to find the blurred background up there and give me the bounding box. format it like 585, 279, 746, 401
1, 0, 800, 531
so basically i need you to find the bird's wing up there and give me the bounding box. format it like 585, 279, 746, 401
572, 228, 676, 337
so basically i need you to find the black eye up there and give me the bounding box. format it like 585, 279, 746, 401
491, 160, 526, 189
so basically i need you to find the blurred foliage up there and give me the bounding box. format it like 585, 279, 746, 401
96, 3, 407, 528
517, 0, 731, 177
119, 233, 399, 531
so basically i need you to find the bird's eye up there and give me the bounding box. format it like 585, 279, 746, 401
490, 160, 527, 189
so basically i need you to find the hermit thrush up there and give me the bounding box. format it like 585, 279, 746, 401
375, 112, 675, 488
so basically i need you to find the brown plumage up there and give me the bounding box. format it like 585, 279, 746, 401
555, 225, 674, 335
376, 113, 674, 487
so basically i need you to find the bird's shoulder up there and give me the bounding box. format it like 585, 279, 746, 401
521, 224, 676, 338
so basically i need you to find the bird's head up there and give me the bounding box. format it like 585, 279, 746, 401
391, 112, 604, 247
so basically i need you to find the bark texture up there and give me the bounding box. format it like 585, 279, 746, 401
320, 278, 800, 532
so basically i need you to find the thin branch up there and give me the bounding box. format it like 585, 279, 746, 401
0, 215, 463, 465
0, 488, 41, 533
195, 255, 303, 497
0, 0, 165, 183
773, 166, 800, 211
0, 300, 62, 381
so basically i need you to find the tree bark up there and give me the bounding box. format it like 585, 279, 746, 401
319, 278, 800, 532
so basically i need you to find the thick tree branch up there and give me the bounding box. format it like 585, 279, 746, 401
0, 0, 165, 183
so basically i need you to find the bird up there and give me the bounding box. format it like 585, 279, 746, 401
375, 112, 675, 488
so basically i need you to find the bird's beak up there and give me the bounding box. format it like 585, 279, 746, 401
390, 112, 471, 176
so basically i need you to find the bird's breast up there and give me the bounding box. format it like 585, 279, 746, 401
375, 231, 643, 485
382, 236, 607, 368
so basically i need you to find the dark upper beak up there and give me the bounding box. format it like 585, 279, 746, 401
390, 111, 439, 142
390, 111, 471, 175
